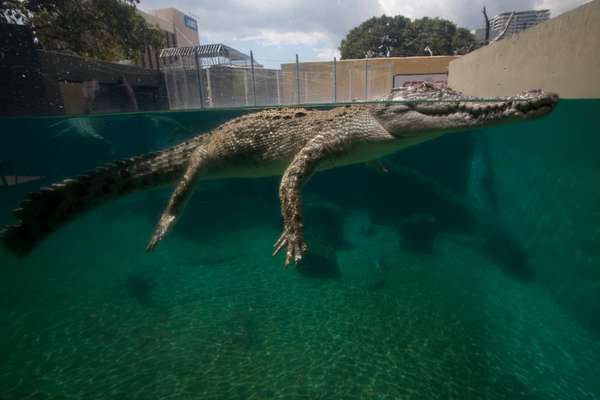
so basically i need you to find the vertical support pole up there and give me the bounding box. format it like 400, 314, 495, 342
483, 6, 490, 45
295, 54, 301, 105
304, 72, 308, 103
275, 71, 281, 105
206, 68, 213, 107
193, 47, 205, 109
332, 57, 337, 103
250, 50, 257, 106
182, 54, 189, 108
243, 69, 249, 106
364, 58, 368, 100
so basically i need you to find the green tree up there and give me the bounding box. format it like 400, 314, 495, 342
339, 15, 475, 59
452, 27, 476, 54
340, 15, 412, 59
1, 0, 163, 61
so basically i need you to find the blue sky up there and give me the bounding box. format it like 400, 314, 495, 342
140, 0, 590, 69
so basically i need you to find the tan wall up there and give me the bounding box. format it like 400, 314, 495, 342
138, 9, 172, 33
448, 0, 600, 99
280, 56, 459, 104
138, 8, 200, 47
149, 8, 200, 46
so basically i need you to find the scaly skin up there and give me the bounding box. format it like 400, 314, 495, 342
1, 84, 559, 265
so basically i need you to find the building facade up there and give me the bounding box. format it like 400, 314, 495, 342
489, 9, 550, 40
145, 8, 200, 47
137, 8, 200, 70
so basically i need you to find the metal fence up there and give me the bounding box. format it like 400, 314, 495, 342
159, 46, 455, 110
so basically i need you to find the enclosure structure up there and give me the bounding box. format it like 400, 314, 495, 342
449, 0, 600, 98
0, 24, 167, 117
159, 44, 280, 109
279, 56, 458, 104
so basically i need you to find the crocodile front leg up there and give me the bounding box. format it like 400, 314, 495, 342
147, 145, 211, 251
273, 133, 348, 267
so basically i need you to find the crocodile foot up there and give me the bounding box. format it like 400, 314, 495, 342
146, 213, 176, 252
272, 228, 307, 267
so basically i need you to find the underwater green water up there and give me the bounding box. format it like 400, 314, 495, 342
1, 100, 599, 399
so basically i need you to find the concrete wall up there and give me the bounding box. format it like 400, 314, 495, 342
280, 56, 458, 104
0, 25, 59, 116
26, 50, 166, 116
448, 0, 600, 98
150, 8, 200, 47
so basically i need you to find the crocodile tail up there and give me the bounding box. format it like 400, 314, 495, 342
0, 137, 206, 257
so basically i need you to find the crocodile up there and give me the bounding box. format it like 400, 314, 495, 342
0, 84, 558, 266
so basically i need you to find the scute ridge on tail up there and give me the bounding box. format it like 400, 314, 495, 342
1, 132, 211, 256
1, 150, 182, 256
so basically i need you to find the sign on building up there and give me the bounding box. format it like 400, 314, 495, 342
184, 15, 198, 31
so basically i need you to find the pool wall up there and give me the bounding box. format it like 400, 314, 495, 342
449, 0, 600, 99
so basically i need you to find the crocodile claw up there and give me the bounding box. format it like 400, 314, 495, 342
272, 228, 307, 267
146, 214, 176, 252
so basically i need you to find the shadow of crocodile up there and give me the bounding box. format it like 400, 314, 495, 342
113, 272, 168, 314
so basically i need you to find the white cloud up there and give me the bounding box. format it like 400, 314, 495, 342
376, 0, 590, 27
241, 30, 327, 46
312, 47, 342, 60
139, 0, 591, 66
535, 0, 592, 16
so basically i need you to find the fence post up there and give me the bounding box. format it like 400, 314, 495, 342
275, 71, 281, 105
193, 46, 205, 109
364, 58, 368, 100
205, 68, 213, 107
243, 68, 249, 106
304, 72, 308, 103
295, 54, 301, 105
332, 57, 336, 103
250, 50, 257, 106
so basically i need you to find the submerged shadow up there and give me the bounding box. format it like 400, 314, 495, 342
297, 244, 341, 279
223, 310, 260, 349
397, 213, 438, 253
115, 272, 168, 313
296, 202, 344, 279
309, 150, 535, 283
125, 273, 158, 308
481, 222, 535, 282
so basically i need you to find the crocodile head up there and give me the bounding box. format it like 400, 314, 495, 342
373, 83, 559, 137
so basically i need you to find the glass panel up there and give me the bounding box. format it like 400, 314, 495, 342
2, 100, 600, 398
1, 1, 599, 399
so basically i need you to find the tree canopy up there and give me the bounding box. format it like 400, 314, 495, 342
1, 0, 163, 61
339, 15, 475, 59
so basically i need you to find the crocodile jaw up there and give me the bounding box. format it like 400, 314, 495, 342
375, 89, 559, 137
